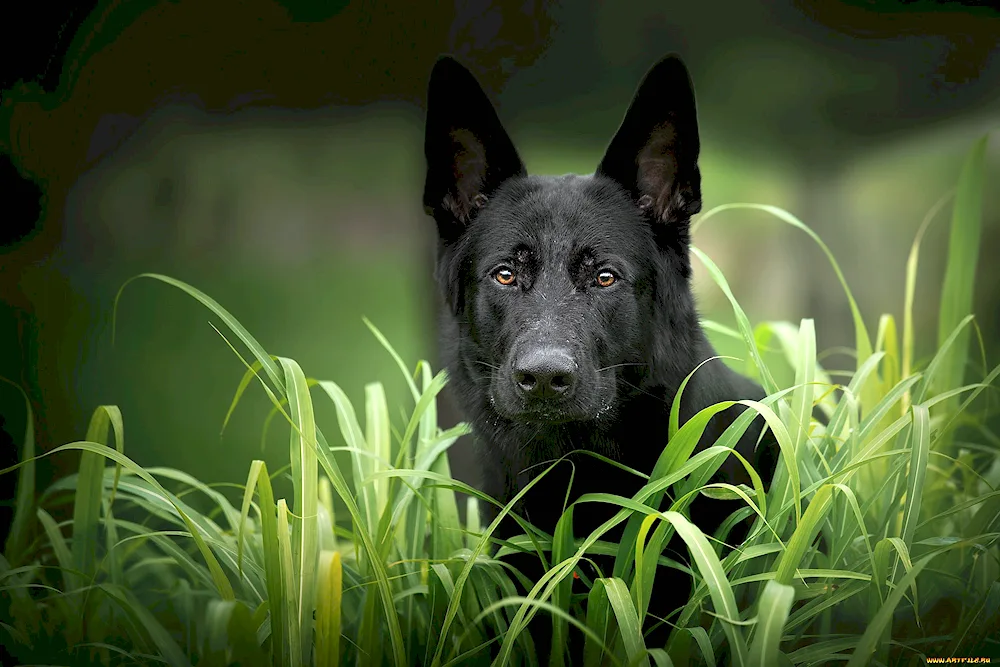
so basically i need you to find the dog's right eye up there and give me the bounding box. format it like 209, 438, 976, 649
494, 267, 516, 285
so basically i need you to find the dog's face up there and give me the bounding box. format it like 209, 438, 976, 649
422, 55, 703, 428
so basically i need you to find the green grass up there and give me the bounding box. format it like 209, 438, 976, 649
2, 134, 998, 666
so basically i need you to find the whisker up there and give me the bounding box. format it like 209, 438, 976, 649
615, 376, 669, 404
517, 425, 546, 456
472, 360, 503, 371
596, 362, 648, 372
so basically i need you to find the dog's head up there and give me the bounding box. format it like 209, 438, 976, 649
422, 55, 705, 428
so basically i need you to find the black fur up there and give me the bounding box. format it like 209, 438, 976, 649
422, 53, 778, 663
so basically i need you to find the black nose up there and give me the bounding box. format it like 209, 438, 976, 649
512, 347, 577, 399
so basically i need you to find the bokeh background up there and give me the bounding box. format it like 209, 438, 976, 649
2, 0, 999, 525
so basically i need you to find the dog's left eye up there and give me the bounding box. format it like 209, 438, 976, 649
494, 267, 516, 285
595, 270, 617, 287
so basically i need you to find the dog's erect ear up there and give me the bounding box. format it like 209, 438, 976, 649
596, 54, 702, 226
423, 56, 526, 243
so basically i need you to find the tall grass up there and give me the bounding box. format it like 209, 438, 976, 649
1, 134, 997, 666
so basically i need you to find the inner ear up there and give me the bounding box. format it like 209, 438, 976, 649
423, 56, 526, 243
596, 54, 702, 226
445, 128, 491, 219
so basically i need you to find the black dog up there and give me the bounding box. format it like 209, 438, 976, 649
422, 54, 778, 663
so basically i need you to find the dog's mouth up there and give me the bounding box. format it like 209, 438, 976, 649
489, 392, 610, 426
515, 407, 581, 426
488, 394, 573, 423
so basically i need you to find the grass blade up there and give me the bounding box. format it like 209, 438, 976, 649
749, 580, 795, 667
898, 404, 930, 550
102, 584, 193, 667
36, 508, 74, 593
72, 406, 120, 589
901, 189, 954, 412
17, 441, 237, 600
365, 382, 392, 527
0, 379, 35, 566
363, 316, 421, 403
691, 247, 778, 395
790, 319, 817, 459
276, 499, 302, 667
693, 204, 874, 389
845, 554, 932, 667
279, 358, 319, 666
114, 274, 282, 391
550, 506, 576, 667
664, 510, 748, 667
935, 135, 988, 411
251, 461, 285, 665
773, 485, 834, 586
584, 575, 613, 667
603, 577, 650, 667
315, 549, 343, 667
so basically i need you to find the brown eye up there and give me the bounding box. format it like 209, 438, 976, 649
495, 267, 516, 285
596, 270, 616, 287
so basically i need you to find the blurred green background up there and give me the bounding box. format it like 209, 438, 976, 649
2, 0, 999, 514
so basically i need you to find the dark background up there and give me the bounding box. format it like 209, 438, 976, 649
2, 0, 999, 527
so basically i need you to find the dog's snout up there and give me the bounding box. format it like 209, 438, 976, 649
512, 347, 577, 399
